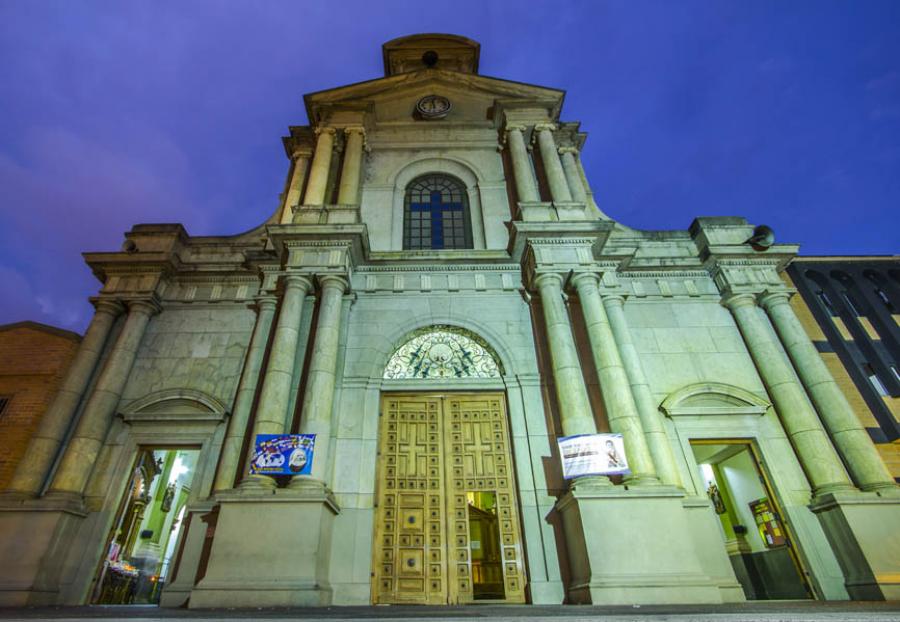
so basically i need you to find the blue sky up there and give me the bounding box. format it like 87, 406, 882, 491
1, 1, 898, 331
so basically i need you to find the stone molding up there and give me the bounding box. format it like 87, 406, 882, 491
119, 388, 230, 424
659, 382, 770, 417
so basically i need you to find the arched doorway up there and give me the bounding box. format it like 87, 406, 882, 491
371, 326, 527, 604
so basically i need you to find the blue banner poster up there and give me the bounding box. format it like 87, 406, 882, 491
250, 434, 316, 476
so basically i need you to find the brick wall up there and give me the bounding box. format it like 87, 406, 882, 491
0, 323, 80, 489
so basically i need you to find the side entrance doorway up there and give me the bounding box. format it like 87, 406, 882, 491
691, 440, 812, 600
372, 393, 527, 604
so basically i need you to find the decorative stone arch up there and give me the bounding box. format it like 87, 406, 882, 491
382, 324, 504, 380
120, 388, 230, 424
659, 382, 770, 417
388, 156, 487, 250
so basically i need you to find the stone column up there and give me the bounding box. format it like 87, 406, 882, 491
505, 124, 539, 203
336, 126, 365, 206
4, 299, 123, 497
602, 295, 682, 486
534, 123, 572, 203
212, 296, 277, 493
723, 293, 854, 495
47, 299, 159, 498
302, 126, 336, 206
292, 275, 348, 487
572, 274, 658, 483
280, 149, 312, 224
760, 291, 896, 492
534, 273, 597, 438
242, 275, 311, 488
559, 147, 587, 203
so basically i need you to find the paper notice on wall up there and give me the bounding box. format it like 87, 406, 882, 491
557, 433, 630, 479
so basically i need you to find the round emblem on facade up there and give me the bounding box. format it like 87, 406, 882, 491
416, 94, 451, 119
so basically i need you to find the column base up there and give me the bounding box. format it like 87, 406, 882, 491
158, 502, 216, 608
555, 485, 736, 605
517, 201, 554, 222
293, 204, 360, 225
0, 499, 87, 606
189, 485, 340, 608
810, 488, 900, 600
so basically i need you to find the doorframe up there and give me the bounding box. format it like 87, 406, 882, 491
370, 390, 528, 605
689, 438, 814, 599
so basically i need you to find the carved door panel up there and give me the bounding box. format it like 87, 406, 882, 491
373, 393, 527, 605
444, 394, 526, 604
373, 396, 447, 604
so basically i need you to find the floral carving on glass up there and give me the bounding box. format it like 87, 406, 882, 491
384, 325, 502, 379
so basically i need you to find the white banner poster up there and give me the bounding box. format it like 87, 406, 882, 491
557, 433, 630, 479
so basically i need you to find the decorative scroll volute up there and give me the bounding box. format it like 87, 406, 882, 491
383, 325, 503, 379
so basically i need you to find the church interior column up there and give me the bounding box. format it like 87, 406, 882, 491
212, 295, 277, 493
571, 273, 658, 483
291, 274, 348, 488
602, 294, 682, 486
336, 126, 365, 205
240, 274, 311, 488
280, 148, 312, 224
558, 146, 587, 203
534, 123, 572, 204
4, 299, 123, 498
760, 291, 896, 492
302, 126, 336, 206
505, 124, 539, 203
723, 293, 854, 495
47, 299, 160, 499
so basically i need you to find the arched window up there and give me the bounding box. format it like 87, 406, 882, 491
403, 174, 473, 250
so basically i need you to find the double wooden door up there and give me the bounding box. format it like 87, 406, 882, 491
372, 393, 527, 604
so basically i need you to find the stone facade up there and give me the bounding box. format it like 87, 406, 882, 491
0, 322, 80, 490
0, 34, 898, 608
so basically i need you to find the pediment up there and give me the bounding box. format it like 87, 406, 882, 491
305, 70, 563, 126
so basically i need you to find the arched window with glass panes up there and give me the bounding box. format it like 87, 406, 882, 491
403, 174, 473, 250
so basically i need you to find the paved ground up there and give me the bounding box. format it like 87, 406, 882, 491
1, 602, 899, 622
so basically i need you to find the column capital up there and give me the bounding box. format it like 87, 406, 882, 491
291, 147, 313, 160
343, 125, 366, 136
721, 292, 758, 310
558, 145, 579, 155
127, 298, 162, 316
314, 125, 337, 136
318, 274, 349, 292
533, 122, 558, 132
254, 295, 278, 312
758, 290, 794, 311
504, 123, 527, 133
92, 298, 125, 317
283, 273, 313, 292
533, 272, 566, 290
571, 271, 601, 290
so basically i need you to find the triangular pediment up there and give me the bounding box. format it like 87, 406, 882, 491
305, 69, 564, 125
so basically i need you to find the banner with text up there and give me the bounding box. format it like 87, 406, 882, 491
250, 434, 315, 476
557, 433, 630, 479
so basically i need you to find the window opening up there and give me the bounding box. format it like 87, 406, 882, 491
815, 290, 837, 316
841, 292, 861, 316
864, 363, 889, 397
0, 396, 10, 420
403, 174, 473, 250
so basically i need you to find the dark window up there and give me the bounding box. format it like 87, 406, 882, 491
816, 290, 837, 316
0, 396, 10, 420
403, 174, 473, 250
864, 363, 889, 397
842, 292, 861, 316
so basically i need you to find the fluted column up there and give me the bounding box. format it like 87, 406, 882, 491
534, 123, 572, 203
572, 274, 657, 483
337, 126, 365, 205
213, 296, 277, 492
48, 299, 159, 497
280, 148, 312, 224
5, 299, 123, 497
723, 293, 854, 495
760, 291, 896, 492
559, 147, 587, 203
603, 295, 682, 486
505, 124, 539, 203
242, 275, 311, 488
534, 273, 597, 438
303, 126, 336, 206
292, 275, 348, 486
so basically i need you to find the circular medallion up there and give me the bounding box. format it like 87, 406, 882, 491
416, 94, 451, 119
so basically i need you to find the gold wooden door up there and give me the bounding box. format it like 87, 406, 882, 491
373, 393, 527, 604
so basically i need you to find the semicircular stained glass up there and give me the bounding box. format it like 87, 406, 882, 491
383, 325, 503, 379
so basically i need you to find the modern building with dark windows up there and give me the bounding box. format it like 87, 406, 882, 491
786, 257, 900, 479
1, 34, 899, 609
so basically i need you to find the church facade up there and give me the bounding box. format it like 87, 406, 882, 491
1, 34, 898, 608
